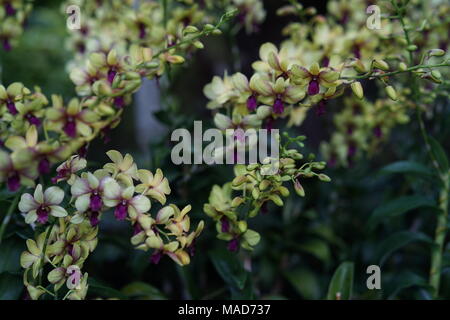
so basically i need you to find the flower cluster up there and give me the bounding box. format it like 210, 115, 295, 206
0, 3, 239, 192
203, 0, 450, 166
64, 0, 264, 75
18, 150, 204, 300
204, 133, 330, 251
0, 0, 32, 51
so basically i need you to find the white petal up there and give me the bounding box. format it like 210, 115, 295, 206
44, 186, 65, 205
130, 195, 151, 213
18, 193, 39, 213
103, 178, 121, 199
34, 185, 44, 204
75, 194, 90, 213
25, 210, 37, 224
49, 206, 68, 217
71, 178, 90, 197
122, 186, 135, 199
87, 172, 99, 189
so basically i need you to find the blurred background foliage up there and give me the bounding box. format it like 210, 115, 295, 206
1, 0, 450, 300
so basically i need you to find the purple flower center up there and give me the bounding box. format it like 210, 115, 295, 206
246, 95, 257, 111
374, 126, 382, 138
114, 96, 125, 109
264, 117, 274, 131
90, 212, 100, 227
26, 113, 41, 126
5, 2, 16, 16
150, 250, 163, 264
227, 238, 239, 252
273, 98, 284, 114
114, 201, 128, 221
261, 202, 268, 214
77, 144, 89, 158
188, 240, 196, 257
347, 142, 357, 158
37, 206, 49, 224
316, 100, 326, 116
7, 173, 20, 192
138, 23, 147, 39
107, 69, 117, 84
63, 118, 77, 138
90, 193, 103, 212
6, 100, 18, 115
308, 79, 320, 96
347, 124, 354, 135
133, 223, 143, 236
38, 158, 51, 175
220, 216, 230, 233
52, 168, 70, 184
2, 38, 11, 51
353, 45, 361, 59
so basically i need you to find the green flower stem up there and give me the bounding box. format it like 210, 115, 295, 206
154, 9, 237, 58
386, 0, 450, 297
391, 0, 414, 64
0, 189, 23, 246
38, 222, 56, 288
429, 173, 449, 297
341, 63, 450, 81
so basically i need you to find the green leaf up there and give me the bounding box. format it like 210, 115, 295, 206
380, 161, 433, 177
376, 231, 432, 265
0, 272, 23, 300
121, 281, 166, 300
326, 261, 354, 300
209, 249, 247, 290
367, 196, 436, 230
0, 238, 24, 273
386, 272, 430, 299
428, 137, 449, 173
297, 239, 331, 265
284, 268, 321, 299
88, 278, 128, 299
231, 272, 254, 300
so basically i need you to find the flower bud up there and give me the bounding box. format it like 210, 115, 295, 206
238, 220, 248, 233
385, 85, 397, 101
259, 179, 270, 191
193, 41, 204, 49
294, 179, 305, 197
429, 49, 445, 57
183, 26, 199, 34
269, 194, 284, 206
203, 24, 215, 32
232, 175, 247, 187
373, 59, 389, 71
252, 187, 260, 200
399, 62, 408, 71
231, 196, 244, 207
318, 174, 331, 182
278, 186, 290, 197
407, 45, 418, 52
351, 81, 364, 100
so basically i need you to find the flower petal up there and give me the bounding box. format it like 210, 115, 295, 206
44, 186, 65, 205
75, 194, 90, 213
33, 185, 44, 204
18, 193, 39, 213
130, 195, 151, 213
49, 205, 68, 218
